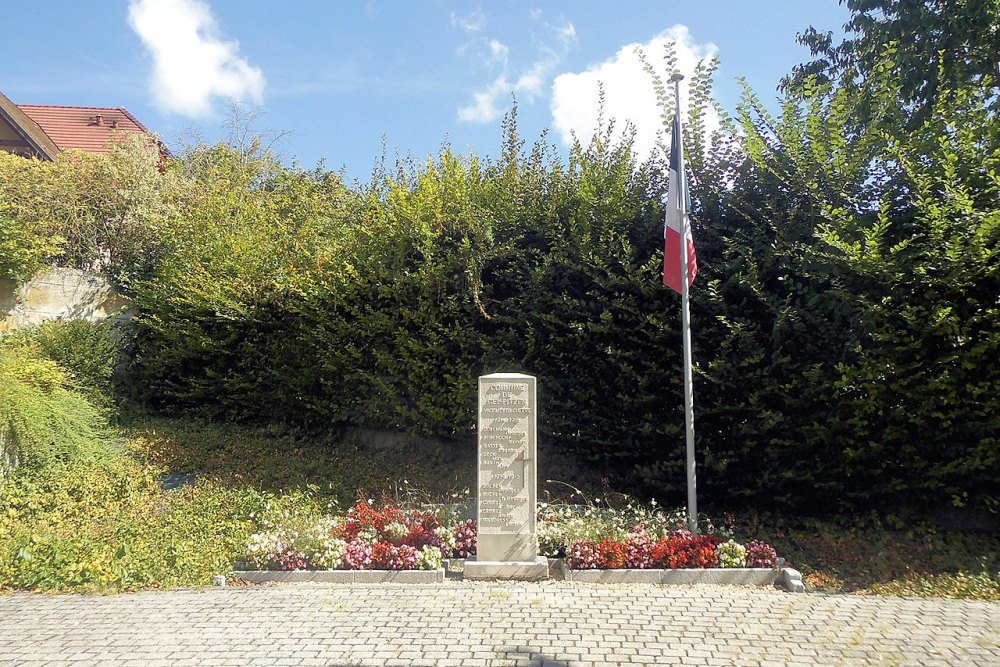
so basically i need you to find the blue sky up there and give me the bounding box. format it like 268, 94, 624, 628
3, 1, 850, 182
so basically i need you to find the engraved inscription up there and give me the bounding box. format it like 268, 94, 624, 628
478, 380, 532, 535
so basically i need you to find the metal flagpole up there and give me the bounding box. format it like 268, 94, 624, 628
670, 73, 698, 534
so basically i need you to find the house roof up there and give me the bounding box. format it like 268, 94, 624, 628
16, 104, 153, 155
0, 91, 61, 159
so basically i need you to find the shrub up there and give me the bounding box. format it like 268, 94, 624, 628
0, 458, 266, 591
0, 343, 112, 475
13, 320, 123, 413
0, 213, 62, 285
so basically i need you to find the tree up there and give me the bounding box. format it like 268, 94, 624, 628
786, 0, 1000, 127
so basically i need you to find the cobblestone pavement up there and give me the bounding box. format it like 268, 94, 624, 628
1, 582, 998, 666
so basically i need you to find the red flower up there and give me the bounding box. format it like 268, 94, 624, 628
341, 500, 403, 540
596, 538, 628, 569
650, 534, 724, 568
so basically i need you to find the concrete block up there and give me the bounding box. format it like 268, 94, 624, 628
662, 568, 779, 586
463, 557, 549, 581
780, 568, 805, 593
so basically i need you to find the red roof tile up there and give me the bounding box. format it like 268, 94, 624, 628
16, 104, 153, 154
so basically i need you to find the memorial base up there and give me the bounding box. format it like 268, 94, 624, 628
462, 556, 549, 581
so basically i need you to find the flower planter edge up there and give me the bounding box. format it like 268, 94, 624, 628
229, 569, 445, 584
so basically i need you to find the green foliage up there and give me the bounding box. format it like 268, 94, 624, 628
126, 416, 475, 505
10, 320, 123, 413
0, 456, 267, 591
0, 212, 62, 285
0, 136, 178, 289
786, 0, 1000, 126
0, 26, 992, 519
816, 77, 1000, 512
688, 18, 1000, 513
869, 570, 1000, 600
121, 63, 999, 514
0, 342, 112, 475
747, 514, 1000, 600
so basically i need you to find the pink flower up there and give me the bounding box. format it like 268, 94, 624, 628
625, 532, 653, 569
565, 539, 600, 570
746, 540, 778, 568
273, 546, 308, 571
344, 540, 375, 570
451, 519, 477, 558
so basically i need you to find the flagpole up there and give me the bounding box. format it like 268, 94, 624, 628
671, 73, 698, 534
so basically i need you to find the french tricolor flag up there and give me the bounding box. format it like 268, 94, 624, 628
663, 112, 697, 294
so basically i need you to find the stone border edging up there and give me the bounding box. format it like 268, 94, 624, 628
228, 564, 804, 592
231, 569, 445, 584
551, 560, 803, 592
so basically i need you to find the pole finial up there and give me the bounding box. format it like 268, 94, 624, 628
669, 73, 685, 83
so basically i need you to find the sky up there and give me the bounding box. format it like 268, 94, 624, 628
1, 1, 851, 182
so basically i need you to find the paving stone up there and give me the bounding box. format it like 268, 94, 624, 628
0, 582, 997, 666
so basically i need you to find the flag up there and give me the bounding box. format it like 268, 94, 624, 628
662, 112, 697, 294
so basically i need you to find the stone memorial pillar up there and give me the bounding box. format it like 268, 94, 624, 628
464, 373, 548, 580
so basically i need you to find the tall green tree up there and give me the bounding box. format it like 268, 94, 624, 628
786, 0, 1000, 126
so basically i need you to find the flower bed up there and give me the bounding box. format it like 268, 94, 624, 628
237, 499, 476, 573
232, 496, 793, 588
562, 533, 777, 570
537, 498, 779, 571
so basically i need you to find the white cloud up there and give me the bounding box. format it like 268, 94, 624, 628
127, 0, 265, 117
451, 9, 485, 33
458, 20, 577, 124
488, 40, 509, 67
550, 25, 719, 160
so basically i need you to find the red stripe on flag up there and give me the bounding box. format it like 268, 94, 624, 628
663, 226, 697, 294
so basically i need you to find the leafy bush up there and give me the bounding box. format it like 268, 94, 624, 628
0, 137, 179, 289
0, 342, 112, 475
0, 213, 62, 285
0, 457, 267, 591
10, 320, 123, 413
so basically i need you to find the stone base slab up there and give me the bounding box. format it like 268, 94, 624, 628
231, 569, 445, 584
462, 557, 549, 581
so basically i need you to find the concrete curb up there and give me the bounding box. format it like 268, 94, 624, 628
563, 567, 779, 586
231, 569, 445, 584
230, 564, 802, 592
553, 560, 801, 592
